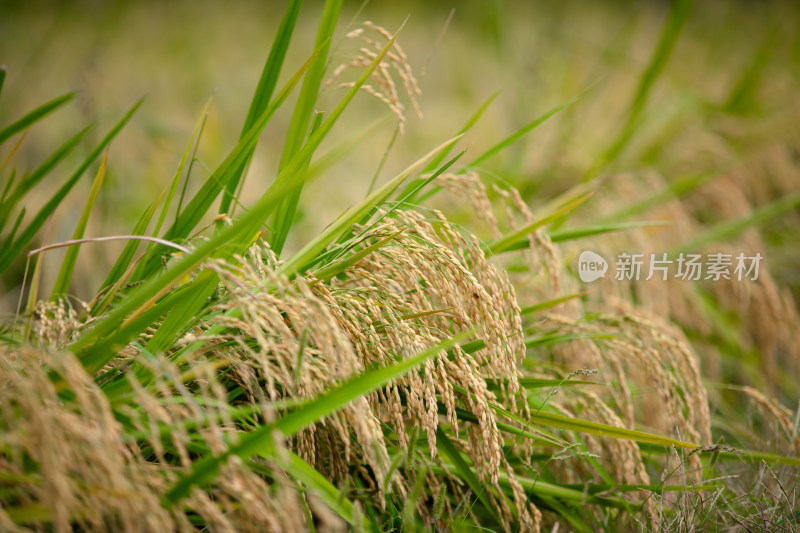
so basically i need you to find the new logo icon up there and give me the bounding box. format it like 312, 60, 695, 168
578, 250, 607, 282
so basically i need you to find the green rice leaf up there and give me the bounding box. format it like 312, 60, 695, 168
269, 0, 342, 255
311, 230, 403, 282
560, 482, 720, 494
493, 470, 633, 510
424, 89, 500, 173
530, 409, 700, 449
435, 428, 502, 524
142, 270, 218, 355
484, 377, 598, 391
591, 0, 692, 174
470, 96, 579, 168
151, 42, 321, 261
4, 504, 52, 526
525, 331, 619, 349
0, 125, 92, 231
399, 90, 500, 204
50, 150, 108, 299
283, 452, 367, 527
98, 195, 162, 294
637, 442, 800, 467
678, 191, 800, 252
484, 192, 593, 255
0, 98, 142, 274
452, 381, 698, 448
519, 292, 586, 316
0, 92, 75, 146
276, 134, 462, 278
723, 31, 776, 114
548, 221, 670, 244
449, 406, 563, 446
598, 170, 716, 224
219, 0, 304, 215
102, 98, 213, 291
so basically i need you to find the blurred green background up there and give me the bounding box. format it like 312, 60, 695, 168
1, 0, 799, 311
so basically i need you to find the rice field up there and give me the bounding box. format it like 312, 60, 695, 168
1, 0, 799, 531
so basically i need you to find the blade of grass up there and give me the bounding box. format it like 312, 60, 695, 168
219, 0, 304, 215
143, 271, 219, 357
0, 132, 26, 180
22, 217, 53, 316
470, 96, 579, 169
447, 406, 563, 446
175, 107, 208, 221
493, 470, 633, 510
403, 462, 429, 531
484, 191, 594, 255
597, 169, 716, 224
0, 92, 75, 145
327, 148, 464, 257
636, 442, 800, 467
156, 96, 214, 237
525, 331, 620, 349
429, 90, 500, 171
399, 90, 500, 204
50, 150, 108, 300
677, 191, 800, 252
489, 221, 670, 254
451, 382, 700, 448
270, 0, 342, 255
90, 253, 144, 317
723, 29, 776, 114
366, 123, 400, 196
311, 230, 402, 282
519, 292, 586, 316
1, 168, 15, 202
4, 504, 52, 526
282, 452, 366, 527
484, 378, 598, 392
561, 482, 719, 494
530, 409, 701, 449
535, 496, 595, 533
0, 99, 142, 273
2, 208, 25, 251
305, 115, 393, 183
435, 428, 502, 524
548, 221, 670, 244
152, 43, 322, 262
0, 125, 92, 231
103, 98, 212, 289
277, 134, 461, 278
589, 0, 693, 176
99, 194, 163, 291
20, 217, 53, 340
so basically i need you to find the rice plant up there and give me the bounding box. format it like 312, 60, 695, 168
1, 1, 799, 531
